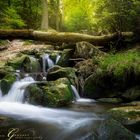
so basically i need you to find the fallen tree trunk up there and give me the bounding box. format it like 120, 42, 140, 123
0, 29, 135, 46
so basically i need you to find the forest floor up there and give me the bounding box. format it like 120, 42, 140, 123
0, 40, 50, 62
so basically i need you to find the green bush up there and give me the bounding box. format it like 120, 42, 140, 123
0, 7, 25, 29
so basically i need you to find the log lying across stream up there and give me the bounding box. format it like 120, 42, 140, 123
0, 29, 136, 46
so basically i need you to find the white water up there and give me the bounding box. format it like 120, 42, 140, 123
0, 88, 2, 98
55, 54, 61, 64
1, 76, 35, 102
42, 54, 54, 77
71, 85, 96, 103
136, 135, 140, 140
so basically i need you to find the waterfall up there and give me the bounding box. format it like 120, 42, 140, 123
42, 54, 54, 76
71, 85, 80, 99
55, 54, 61, 64
1, 76, 35, 103
71, 85, 96, 103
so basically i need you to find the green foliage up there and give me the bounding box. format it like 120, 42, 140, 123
63, 0, 94, 32
93, 0, 140, 32
98, 49, 140, 77
0, 7, 25, 29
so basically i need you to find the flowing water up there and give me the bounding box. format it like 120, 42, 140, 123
0, 76, 139, 139
1, 76, 35, 102
0, 77, 103, 140
71, 85, 96, 103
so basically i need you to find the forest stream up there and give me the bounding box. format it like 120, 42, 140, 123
0, 40, 140, 140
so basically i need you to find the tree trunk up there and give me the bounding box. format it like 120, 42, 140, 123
0, 29, 135, 46
41, 0, 49, 30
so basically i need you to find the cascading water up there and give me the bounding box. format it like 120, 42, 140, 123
71, 85, 96, 103
0, 88, 2, 98
42, 54, 54, 77
42, 53, 61, 78
0, 76, 101, 140
55, 54, 61, 64
1, 76, 35, 103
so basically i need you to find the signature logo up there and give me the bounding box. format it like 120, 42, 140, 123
0, 128, 42, 140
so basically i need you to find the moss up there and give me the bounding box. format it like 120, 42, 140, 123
84, 49, 140, 99
0, 74, 16, 95
108, 106, 140, 125
98, 49, 140, 77
27, 78, 73, 107
42, 78, 73, 107
6, 54, 27, 70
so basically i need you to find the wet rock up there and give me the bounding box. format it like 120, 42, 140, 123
0, 74, 16, 95
108, 106, 140, 125
97, 119, 137, 140
97, 98, 123, 104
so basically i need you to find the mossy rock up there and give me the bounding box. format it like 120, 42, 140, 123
0, 74, 16, 95
97, 119, 137, 140
6, 54, 27, 70
108, 106, 140, 125
42, 78, 73, 107
6, 54, 41, 73
26, 84, 48, 106
27, 78, 73, 107
0, 66, 15, 79
57, 49, 74, 67
97, 98, 123, 104
47, 65, 77, 84
84, 49, 140, 100
122, 86, 140, 101
74, 41, 106, 59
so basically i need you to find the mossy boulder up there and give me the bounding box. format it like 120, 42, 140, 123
42, 78, 73, 107
6, 54, 27, 70
47, 65, 77, 84
27, 78, 73, 107
6, 54, 41, 73
0, 74, 16, 95
0, 66, 14, 79
57, 49, 74, 67
108, 106, 140, 125
97, 119, 137, 140
84, 49, 140, 99
74, 41, 106, 59
26, 84, 48, 106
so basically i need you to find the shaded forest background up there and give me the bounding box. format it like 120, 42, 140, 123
0, 0, 140, 34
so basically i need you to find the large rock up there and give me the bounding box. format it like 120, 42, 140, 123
74, 41, 106, 59
47, 65, 77, 84
122, 86, 140, 101
57, 49, 74, 67
6, 54, 41, 73
0, 74, 16, 95
108, 106, 140, 125
97, 119, 137, 140
0, 66, 14, 79
27, 78, 73, 107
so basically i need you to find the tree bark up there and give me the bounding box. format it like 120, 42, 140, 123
0, 29, 135, 46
